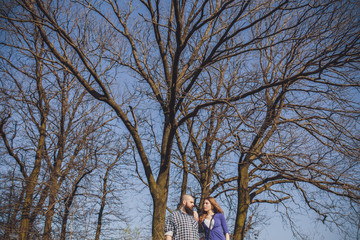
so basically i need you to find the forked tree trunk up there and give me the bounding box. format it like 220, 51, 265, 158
150, 122, 173, 240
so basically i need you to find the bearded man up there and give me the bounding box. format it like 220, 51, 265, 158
165, 194, 201, 240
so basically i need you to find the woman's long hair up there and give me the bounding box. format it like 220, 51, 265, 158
199, 197, 224, 223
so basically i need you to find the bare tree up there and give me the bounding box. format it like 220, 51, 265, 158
94, 138, 131, 240
1, 1, 359, 240
0, 26, 50, 239
0, 11, 122, 240
177, 1, 360, 239
172, 65, 240, 205
166, 1, 360, 238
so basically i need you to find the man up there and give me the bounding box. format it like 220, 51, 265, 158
165, 194, 201, 240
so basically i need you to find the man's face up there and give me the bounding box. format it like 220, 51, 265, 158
185, 198, 194, 209
184, 197, 194, 215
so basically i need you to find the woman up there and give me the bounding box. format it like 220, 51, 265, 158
200, 197, 230, 240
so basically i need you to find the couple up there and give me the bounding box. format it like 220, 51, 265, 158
165, 194, 230, 240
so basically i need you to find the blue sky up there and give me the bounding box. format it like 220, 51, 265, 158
259, 215, 342, 240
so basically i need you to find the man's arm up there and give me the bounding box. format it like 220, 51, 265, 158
165, 213, 174, 240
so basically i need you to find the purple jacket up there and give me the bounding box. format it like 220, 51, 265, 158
202, 213, 229, 240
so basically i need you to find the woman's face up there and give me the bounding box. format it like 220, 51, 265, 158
203, 199, 213, 212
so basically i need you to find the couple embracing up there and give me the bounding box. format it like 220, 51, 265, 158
165, 194, 231, 240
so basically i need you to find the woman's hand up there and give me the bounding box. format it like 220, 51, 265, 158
225, 233, 230, 240
193, 211, 199, 222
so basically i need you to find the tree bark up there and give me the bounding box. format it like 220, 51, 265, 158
19, 120, 47, 240
233, 162, 250, 240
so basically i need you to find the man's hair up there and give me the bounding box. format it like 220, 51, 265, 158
181, 194, 193, 203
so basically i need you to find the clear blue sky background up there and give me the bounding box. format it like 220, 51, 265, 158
259, 215, 342, 240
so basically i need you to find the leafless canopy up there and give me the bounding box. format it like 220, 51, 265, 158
0, 0, 359, 239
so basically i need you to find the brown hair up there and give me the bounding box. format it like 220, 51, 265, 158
199, 197, 224, 223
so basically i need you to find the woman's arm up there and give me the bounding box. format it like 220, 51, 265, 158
219, 213, 230, 239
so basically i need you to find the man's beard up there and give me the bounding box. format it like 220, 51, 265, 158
184, 204, 194, 215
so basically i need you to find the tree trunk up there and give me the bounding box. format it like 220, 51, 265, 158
60, 197, 72, 240
95, 164, 113, 240
151, 162, 171, 240
60, 171, 89, 240
233, 162, 250, 240
95, 191, 106, 240
151, 122, 173, 240
43, 155, 62, 240
152, 190, 169, 240
43, 179, 60, 240
19, 130, 46, 240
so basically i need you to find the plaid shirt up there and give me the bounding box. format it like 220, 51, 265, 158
165, 210, 200, 240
